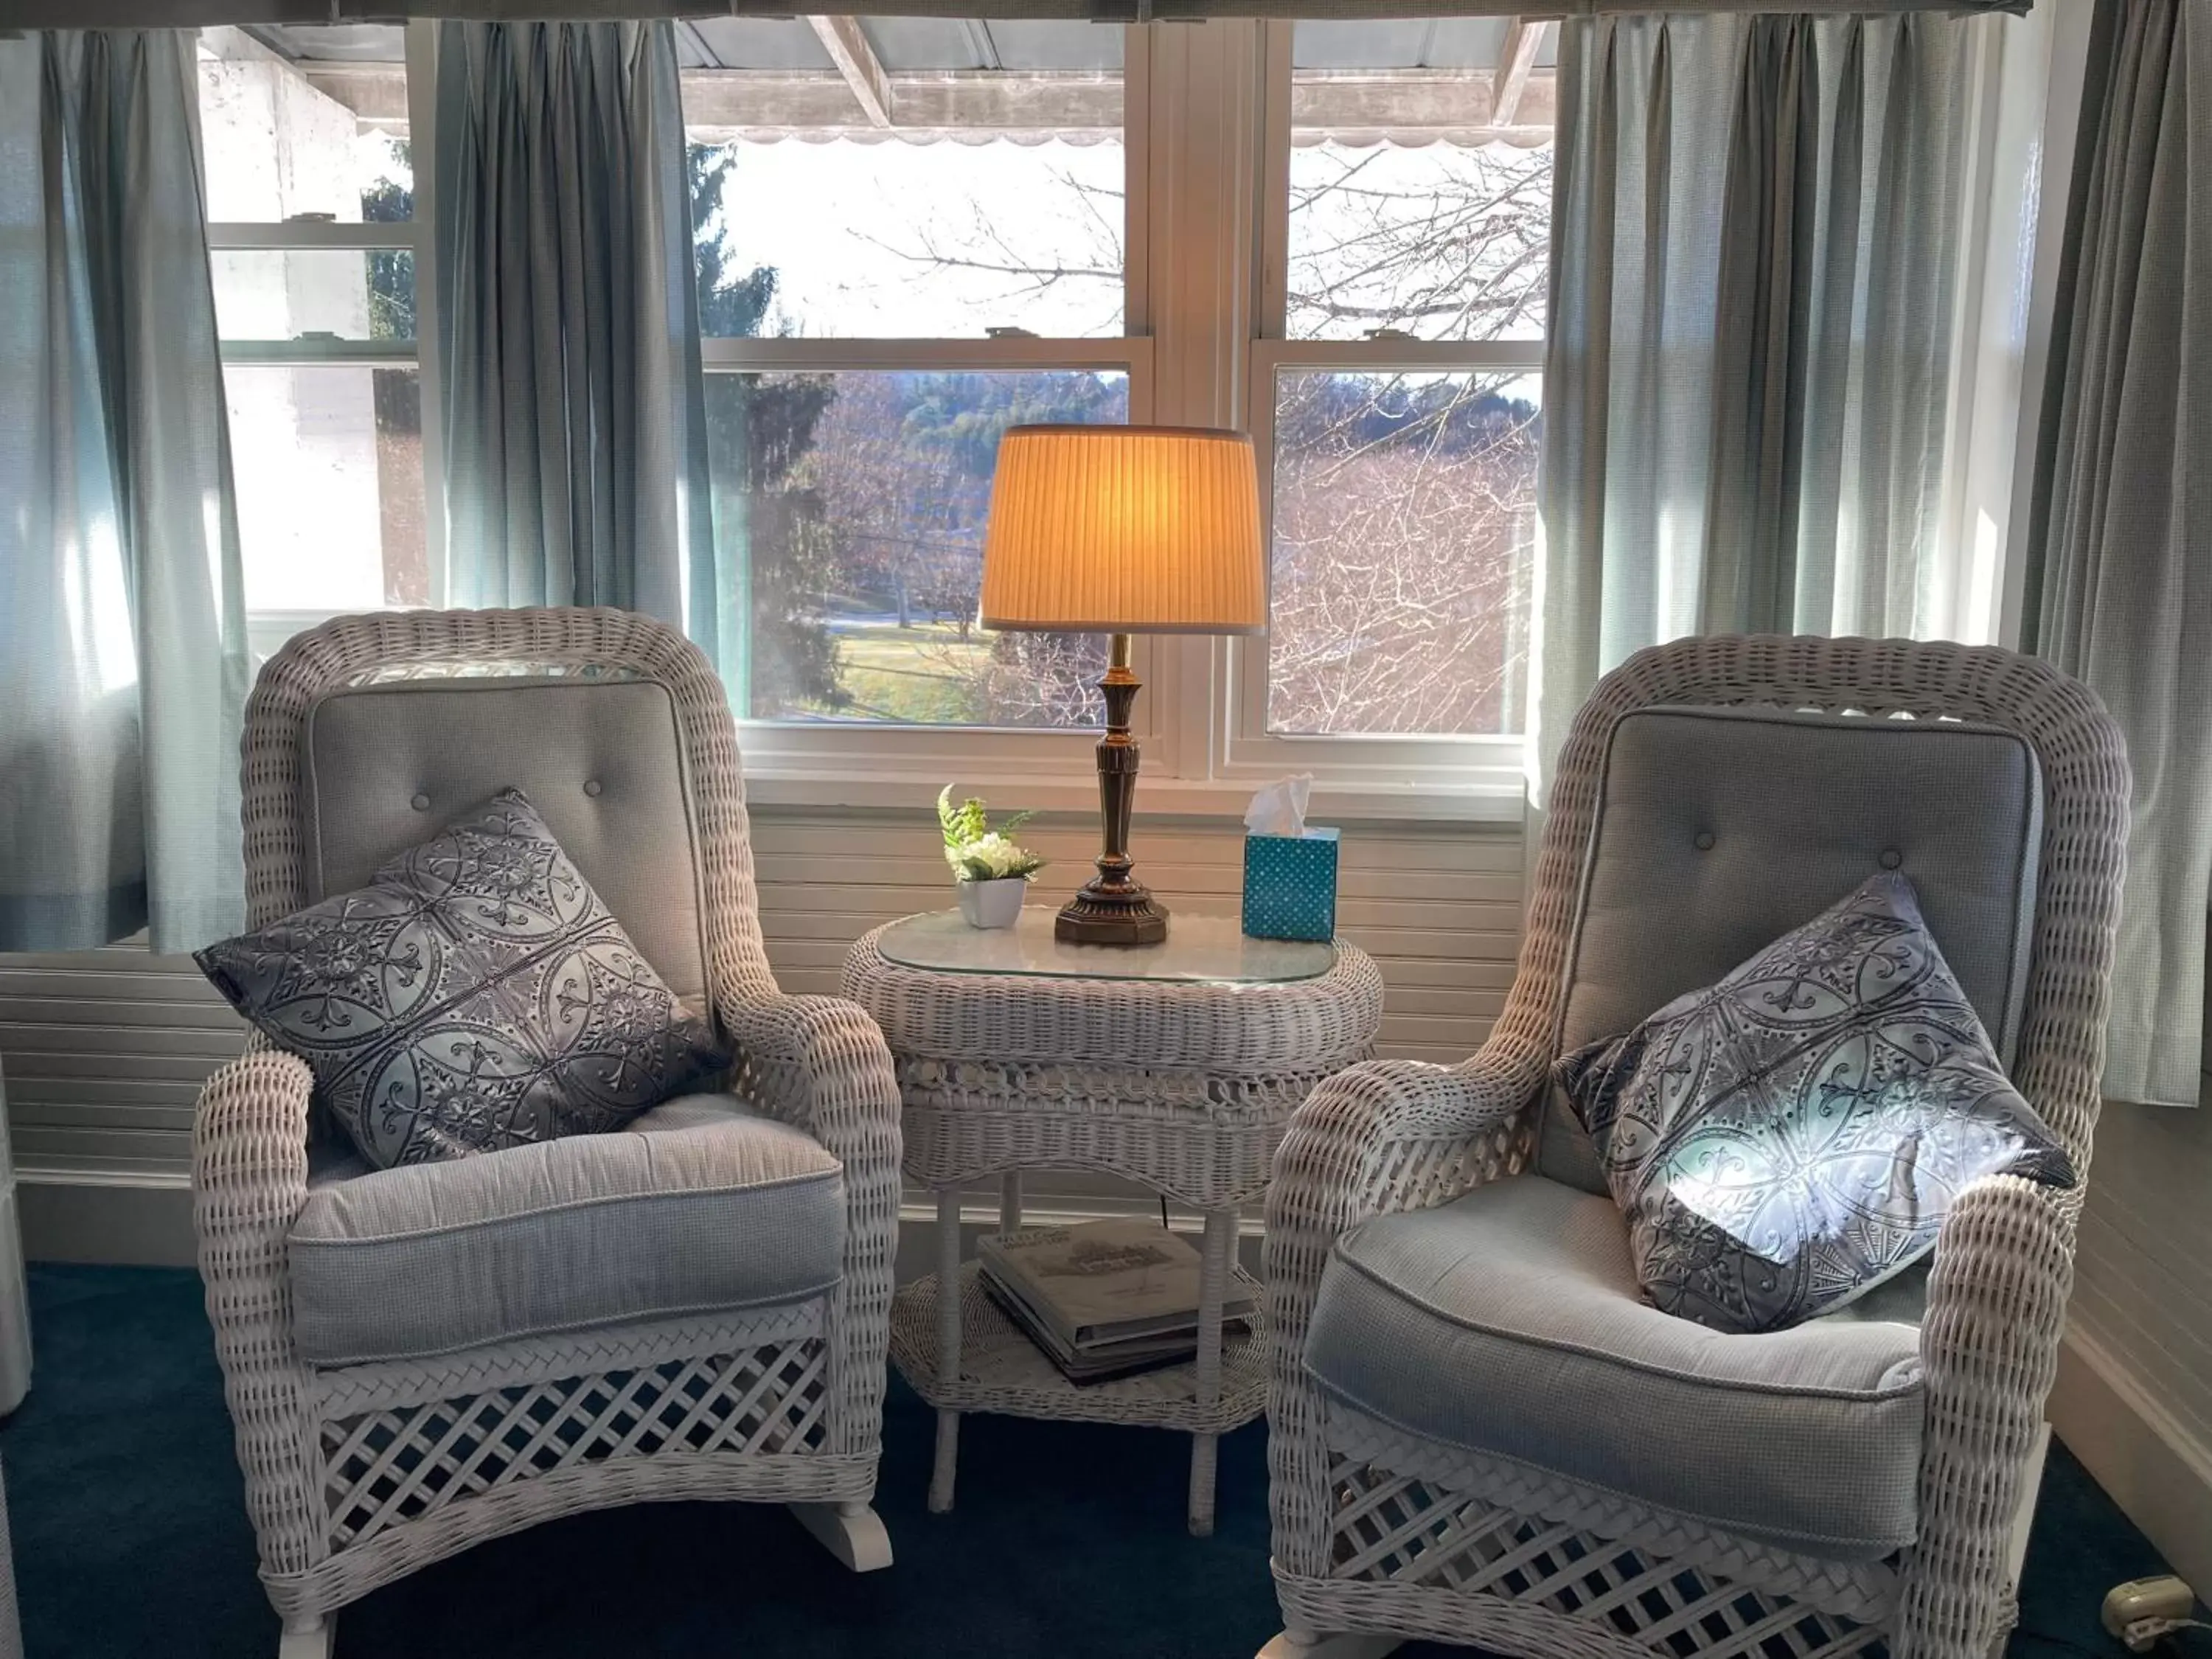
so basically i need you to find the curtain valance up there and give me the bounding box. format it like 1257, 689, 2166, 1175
2, 1, 2034, 31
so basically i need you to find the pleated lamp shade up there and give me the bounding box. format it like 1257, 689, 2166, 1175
980, 425, 1266, 635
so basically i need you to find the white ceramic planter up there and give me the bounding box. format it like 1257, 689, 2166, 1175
957, 877, 1027, 929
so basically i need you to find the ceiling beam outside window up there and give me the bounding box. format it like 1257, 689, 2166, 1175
804, 15, 897, 129
1490, 16, 1544, 128
290, 60, 1554, 148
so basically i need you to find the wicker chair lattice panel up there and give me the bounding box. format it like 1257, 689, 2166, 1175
1323, 1461, 1888, 1659
321, 1339, 830, 1548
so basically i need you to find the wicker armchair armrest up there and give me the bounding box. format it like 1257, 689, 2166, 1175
723, 993, 902, 1180
723, 992, 902, 1453
1262, 1042, 1547, 1576
1899, 1174, 2081, 1656
191, 1048, 327, 1579
1264, 1043, 1548, 1279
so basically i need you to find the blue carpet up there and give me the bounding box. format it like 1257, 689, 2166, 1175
1, 1263, 2205, 1659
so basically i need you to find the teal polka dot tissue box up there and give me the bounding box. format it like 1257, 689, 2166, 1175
1242, 827, 1340, 942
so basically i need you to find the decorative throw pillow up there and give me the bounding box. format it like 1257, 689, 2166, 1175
1555, 872, 2073, 1335
197, 789, 726, 1169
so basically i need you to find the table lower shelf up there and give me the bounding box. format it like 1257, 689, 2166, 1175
888, 1260, 1269, 1435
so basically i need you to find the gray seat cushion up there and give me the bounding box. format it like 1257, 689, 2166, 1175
1543, 705, 2042, 1192
1303, 1173, 1926, 1561
288, 1093, 844, 1366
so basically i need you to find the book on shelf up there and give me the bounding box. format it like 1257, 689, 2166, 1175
980, 1277, 1213, 1384
975, 1219, 1254, 1382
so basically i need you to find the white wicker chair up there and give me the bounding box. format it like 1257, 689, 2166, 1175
192, 608, 902, 1658
1261, 636, 2131, 1659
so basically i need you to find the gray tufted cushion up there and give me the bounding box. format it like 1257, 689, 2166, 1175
1541, 706, 2042, 1193
302, 676, 711, 1004
288, 1091, 844, 1366
1302, 1173, 1927, 1561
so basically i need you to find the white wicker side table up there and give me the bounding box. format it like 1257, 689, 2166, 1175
841, 908, 1382, 1536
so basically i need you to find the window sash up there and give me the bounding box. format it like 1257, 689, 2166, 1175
690, 35, 1147, 751
1221, 22, 1547, 786
705, 334, 1161, 763
204, 18, 446, 617
1230, 334, 1542, 782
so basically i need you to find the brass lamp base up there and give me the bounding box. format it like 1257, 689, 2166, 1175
1056, 888, 1169, 946
1056, 632, 1167, 947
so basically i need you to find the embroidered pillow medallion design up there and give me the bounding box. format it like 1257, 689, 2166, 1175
1555, 873, 2073, 1335
197, 789, 726, 1169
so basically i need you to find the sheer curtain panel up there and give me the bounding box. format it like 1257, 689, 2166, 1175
0, 30, 249, 953
1534, 11, 1977, 792
2023, 0, 2208, 1109
436, 21, 715, 635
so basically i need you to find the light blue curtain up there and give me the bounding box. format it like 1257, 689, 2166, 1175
1534, 12, 1976, 793
434, 20, 715, 644
2023, 0, 2208, 1108
0, 31, 249, 953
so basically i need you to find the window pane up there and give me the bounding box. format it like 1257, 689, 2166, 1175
212, 249, 414, 342
198, 26, 411, 223
703, 369, 1128, 725
1267, 370, 1541, 737
224, 365, 426, 613
685, 21, 1123, 338
1288, 21, 1553, 342
692, 140, 1122, 340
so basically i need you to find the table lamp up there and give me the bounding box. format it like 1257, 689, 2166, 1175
981, 424, 1265, 946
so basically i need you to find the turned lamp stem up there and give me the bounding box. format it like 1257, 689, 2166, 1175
1054, 632, 1169, 946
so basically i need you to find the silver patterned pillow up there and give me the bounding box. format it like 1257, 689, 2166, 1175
1555, 873, 2073, 1335
197, 789, 727, 1169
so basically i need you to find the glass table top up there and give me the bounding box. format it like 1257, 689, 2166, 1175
877, 906, 1337, 984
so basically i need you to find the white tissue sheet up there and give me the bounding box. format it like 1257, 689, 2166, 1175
1244, 774, 1313, 839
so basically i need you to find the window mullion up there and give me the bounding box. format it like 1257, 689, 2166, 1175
405, 16, 448, 609
204, 221, 415, 251
698, 336, 1144, 373
1138, 21, 1267, 785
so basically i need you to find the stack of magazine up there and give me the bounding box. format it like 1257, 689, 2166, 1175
978, 1219, 1255, 1385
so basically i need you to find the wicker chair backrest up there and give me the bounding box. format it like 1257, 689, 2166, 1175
1537, 702, 2045, 1192
240, 608, 780, 1031
1500, 637, 2128, 1183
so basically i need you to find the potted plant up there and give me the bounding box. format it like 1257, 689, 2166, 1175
939, 786, 1046, 929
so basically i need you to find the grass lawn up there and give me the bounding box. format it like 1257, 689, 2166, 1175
810, 620, 992, 723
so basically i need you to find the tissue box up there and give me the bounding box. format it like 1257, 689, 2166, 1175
1242, 827, 1340, 942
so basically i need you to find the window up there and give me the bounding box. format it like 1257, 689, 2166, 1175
685, 18, 1140, 731
189, 21, 1561, 800
1248, 20, 1554, 746
197, 23, 435, 650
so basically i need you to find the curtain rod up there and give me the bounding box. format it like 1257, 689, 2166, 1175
0, 1, 2034, 28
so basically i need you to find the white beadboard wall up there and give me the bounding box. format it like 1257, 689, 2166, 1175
0, 805, 1524, 1222
2048, 1099, 2212, 1593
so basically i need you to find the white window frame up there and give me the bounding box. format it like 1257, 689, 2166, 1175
1217, 21, 1545, 801
684, 25, 1164, 787
195, 20, 1539, 820
201, 19, 445, 662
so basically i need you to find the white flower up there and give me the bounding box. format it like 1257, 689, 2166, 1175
961, 833, 1026, 879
